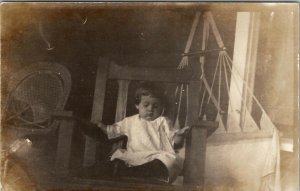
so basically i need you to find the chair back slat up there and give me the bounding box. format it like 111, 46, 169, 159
115, 80, 130, 122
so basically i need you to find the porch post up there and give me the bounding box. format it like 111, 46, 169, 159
227, 12, 260, 132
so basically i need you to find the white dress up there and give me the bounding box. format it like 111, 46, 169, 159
106, 114, 183, 182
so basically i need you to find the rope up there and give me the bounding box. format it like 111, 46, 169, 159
174, 84, 184, 129
207, 51, 221, 104
218, 53, 222, 110
175, 11, 271, 132
213, 51, 260, 131
199, 88, 206, 118
221, 52, 233, 111
178, 12, 201, 69
200, 63, 222, 112
185, 84, 189, 126
174, 85, 179, 97
222, 52, 249, 119
176, 84, 184, 118
222, 52, 267, 115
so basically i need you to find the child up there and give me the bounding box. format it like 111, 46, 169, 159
97, 82, 189, 183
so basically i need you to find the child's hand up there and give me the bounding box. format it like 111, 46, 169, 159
174, 126, 190, 148
96, 121, 107, 135
176, 126, 190, 136
96, 121, 105, 128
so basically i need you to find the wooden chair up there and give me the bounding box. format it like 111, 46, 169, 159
54, 57, 218, 190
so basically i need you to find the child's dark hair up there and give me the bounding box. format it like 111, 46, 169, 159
134, 82, 165, 105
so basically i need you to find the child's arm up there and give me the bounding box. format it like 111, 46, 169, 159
72, 119, 108, 140
174, 126, 190, 149
98, 119, 128, 139
96, 121, 108, 135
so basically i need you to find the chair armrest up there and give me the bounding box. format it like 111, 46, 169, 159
52, 111, 108, 141
194, 121, 219, 137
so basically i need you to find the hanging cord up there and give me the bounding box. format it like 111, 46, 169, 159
199, 87, 206, 118
184, 84, 189, 126
174, 85, 179, 98
200, 63, 222, 112
176, 85, 184, 119
200, 62, 226, 129
204, 10, 227, 110
218, 53, 222, 111
174, 84, 184, 129
223, 52, 267, 118
198, 12, 271, 131
199, 12, 227, 129
178, 12, 201, 69
206, 11, 265, 130
207, 51, 221, 104
221, 51, 234, 112
222, 54, 248, 113
38, 21, 54, 51
223, 53, 262, 130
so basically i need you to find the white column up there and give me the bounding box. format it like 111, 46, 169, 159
227, 12, 260, 132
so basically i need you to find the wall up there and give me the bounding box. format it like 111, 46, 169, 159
1, 4, 236, 121
254, 10, 298, 137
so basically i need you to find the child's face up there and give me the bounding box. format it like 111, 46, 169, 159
135, 95, 163, 121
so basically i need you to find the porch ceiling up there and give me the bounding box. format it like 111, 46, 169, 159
2, 3, 237, 67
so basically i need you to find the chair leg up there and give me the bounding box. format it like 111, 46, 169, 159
112, 161, 119, 176
55, 120, 75, 176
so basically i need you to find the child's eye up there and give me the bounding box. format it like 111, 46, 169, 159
143, 103, 149, 107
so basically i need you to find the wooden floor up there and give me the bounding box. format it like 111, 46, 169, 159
14, 149, 198, 191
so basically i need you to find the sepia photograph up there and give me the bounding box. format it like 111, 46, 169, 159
0, 2, 299, 191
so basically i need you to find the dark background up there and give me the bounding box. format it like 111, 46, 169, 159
1, 3, 236, 123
